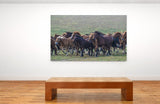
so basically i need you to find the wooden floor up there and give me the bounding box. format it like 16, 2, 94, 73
0, 81, 160, 104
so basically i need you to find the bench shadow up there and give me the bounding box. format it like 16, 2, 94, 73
45, 92, 133, 104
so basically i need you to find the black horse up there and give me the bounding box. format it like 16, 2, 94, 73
112, 32, 122, 51
71, 34, 93, 57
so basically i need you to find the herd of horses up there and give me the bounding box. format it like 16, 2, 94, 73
51, 31, 127, 57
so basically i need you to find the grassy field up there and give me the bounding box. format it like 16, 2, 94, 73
51, 15, 127, 61
51, 50, 126, 61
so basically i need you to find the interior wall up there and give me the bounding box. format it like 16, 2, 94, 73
0, 4, 160, 80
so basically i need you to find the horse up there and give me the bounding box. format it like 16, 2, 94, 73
51, 36, 57, 56
89, 31, 113, 57
82, 35, 89, 39
52, 34, 60, 40
71, 32, 93, 57
62, 32, 73, 38
55, 36, 74, 56
120, 31, 127, 54
71, 31, 89, 39
112, 32, 122, 52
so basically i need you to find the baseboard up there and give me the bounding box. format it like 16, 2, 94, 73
0, 76, 160, 81
128, 76, 160, 81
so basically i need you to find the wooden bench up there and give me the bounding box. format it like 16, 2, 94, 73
45, 77, 133, 101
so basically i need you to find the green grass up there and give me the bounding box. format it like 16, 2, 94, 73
51, 55, 126, 61
51, 15, 127, 36
51, 49, 127, 61
51, 15, 127, 61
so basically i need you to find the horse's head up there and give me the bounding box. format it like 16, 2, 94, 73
113, 32, 122, 46
113, 32, 122, 38
119, 32, 127, 48
63, 32, 73, 38
55, 36, 64, 46
54, 34, 60, 39
71, 31, 81, 39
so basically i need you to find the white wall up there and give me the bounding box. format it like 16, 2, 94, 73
0, 4, 160, 80
1, 0, 160, 3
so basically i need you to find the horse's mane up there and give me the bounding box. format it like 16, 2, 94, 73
73, 31, 81, 36
113, 32, 122, 38
94, 31, 105, 35
123, 31, 127, 36
75, 34, 83, 39
65, 32, 72, 34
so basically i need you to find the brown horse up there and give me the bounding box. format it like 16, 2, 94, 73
89, 31, 113, 57
71, 31, 84, 56
55, 36, 74, 56
120, 31, 127, 54
71, 33, 93, 57
51, 36, 57, 56
62, 32, 73, 38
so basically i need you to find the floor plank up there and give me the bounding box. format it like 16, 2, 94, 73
0, 81, 160, 104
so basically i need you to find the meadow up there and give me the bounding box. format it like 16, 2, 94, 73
51, 15, 127, 61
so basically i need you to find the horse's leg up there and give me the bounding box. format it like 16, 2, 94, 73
116, 47, 119, 53
102, 46, 106, 56
106, 50, 109, 56
80, 48, 84, 57
71, 48, 74, 55
76, 47, 79, 56
114, 47, 115, 52
109, 48, 111, 56
106, 47, 109, 56
62, 50, 66, 54
51, 48, 53, 56
66, 47, 70, 56
88, 49, 91, 56
95, 48, 99, 57
68, 48, 71, 54
123, 44, 127, 55
62, 47, 67, 55
85, 49, 88, 54
55, 48, 57, 55
98, 47, 101, 55
106, 46, 111, 56
90, 47, 93, 56
55, 45, 60, 54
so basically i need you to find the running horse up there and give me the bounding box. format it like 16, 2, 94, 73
89, 31, 113, 57
120, 31, 127, 54
55, 36, 75, 56
112, 32, 122, 52
71, 31, 93, 57
51, 36, 57, 56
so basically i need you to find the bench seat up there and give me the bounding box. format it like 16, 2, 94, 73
45, 77, 133, 101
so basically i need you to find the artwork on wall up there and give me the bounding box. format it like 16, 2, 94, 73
51, 15, 127, 61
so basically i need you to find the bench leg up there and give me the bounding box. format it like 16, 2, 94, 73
121, 86, 133, 101
52, 88, 57, 99
45, 87, 52, 101
45, 88, 57, 101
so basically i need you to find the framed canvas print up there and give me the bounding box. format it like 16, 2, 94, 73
51, 15, 127, 61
